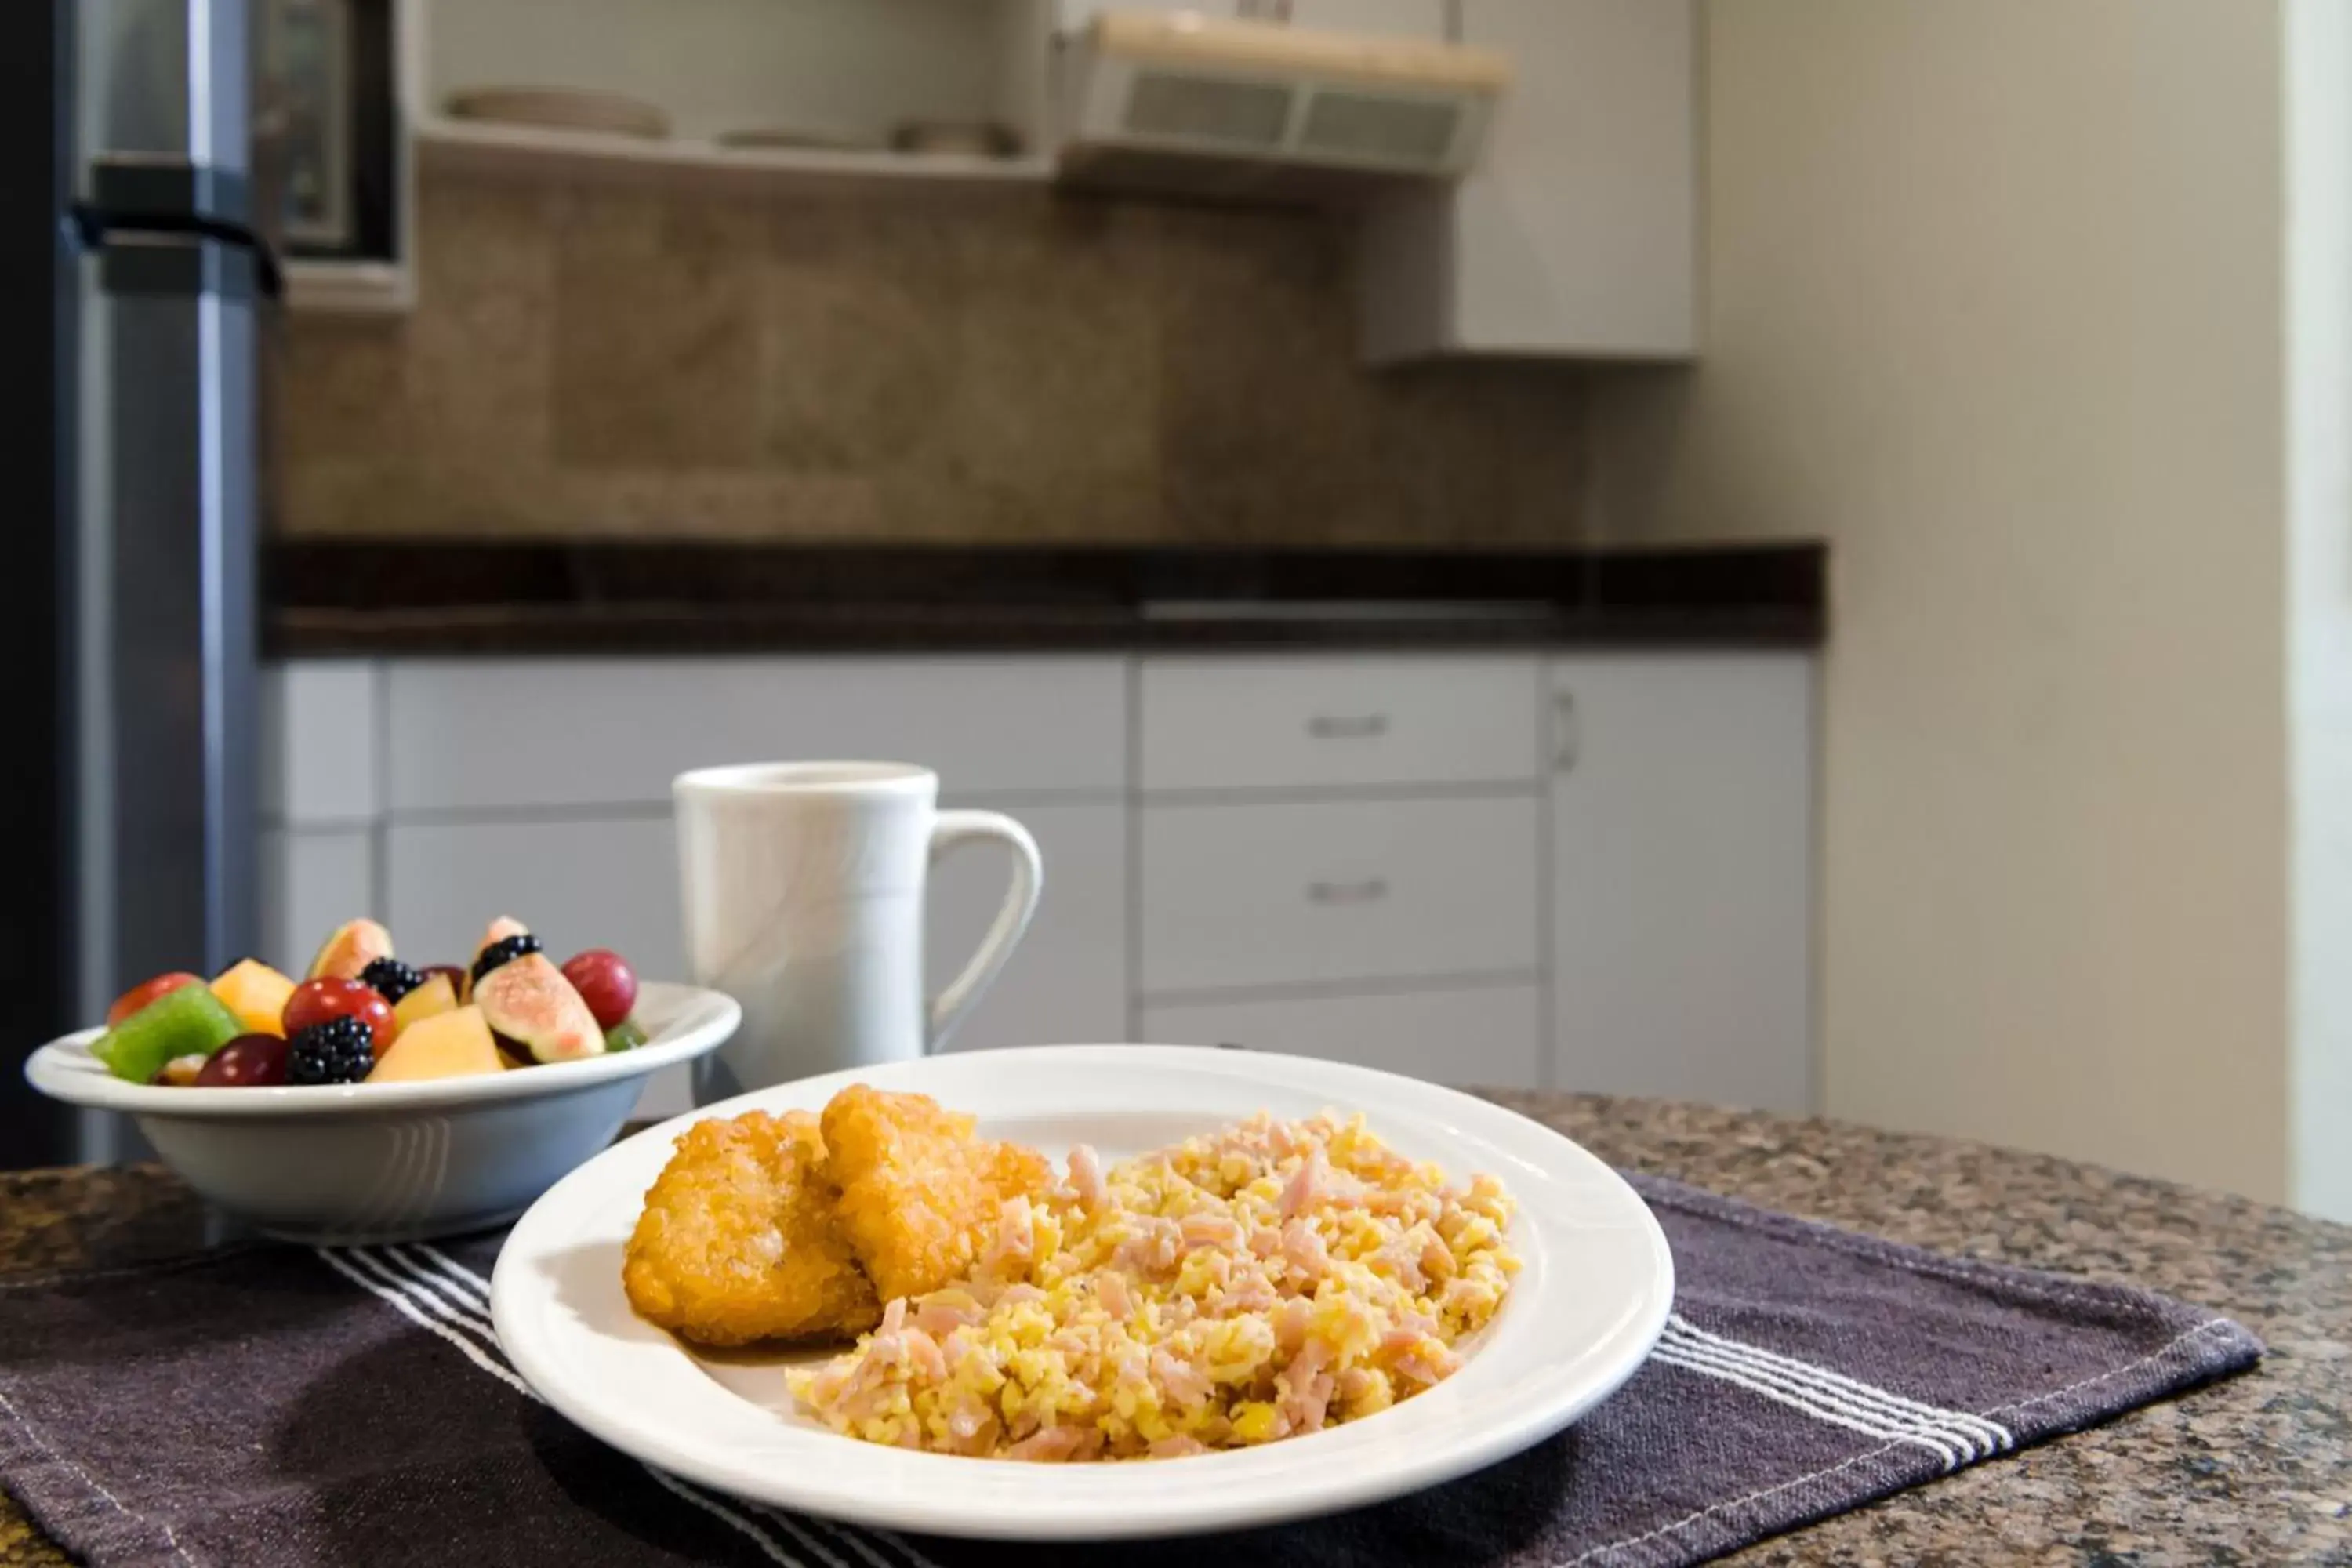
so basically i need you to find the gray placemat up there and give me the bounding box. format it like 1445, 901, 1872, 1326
0, 1172, 2259, 1568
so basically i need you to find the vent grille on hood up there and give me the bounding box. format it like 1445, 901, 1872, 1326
1057, 10, 1509, 201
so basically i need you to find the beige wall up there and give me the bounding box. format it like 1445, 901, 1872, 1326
1599, 0, 2292, 1199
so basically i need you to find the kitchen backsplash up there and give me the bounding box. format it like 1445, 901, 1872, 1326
274, 173, 1596, 545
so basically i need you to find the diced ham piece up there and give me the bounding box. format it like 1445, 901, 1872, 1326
1180, 1212, 1243, 1250
1272, 1298, 1312, 1356
913, 1290, 982, 1337
1067, 1144, 1106, 1207
901, 1325, 948, 1382
1279, 1150, 1327, 1219
985, 1195, 1036, 1273
1392, 1342, 1462, 1386
1007, 1425, 1101, 1463
1283, 1219, 1331, 1279
1152, 1347, 1214, 1407
1113, 1217, 1181, 1276
1276, 1338, 1331, 1432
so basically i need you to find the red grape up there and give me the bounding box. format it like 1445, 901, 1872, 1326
106, 971, 205, 1028
561, 949, 638, 1030
197, 1033, 291, 1087
282, 977, 396, 1056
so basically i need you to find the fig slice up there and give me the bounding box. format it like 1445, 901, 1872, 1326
474, 951, 604, 1063
307, 918, 394, 982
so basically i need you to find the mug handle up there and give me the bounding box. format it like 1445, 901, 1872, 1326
927, 811, 1044, 1052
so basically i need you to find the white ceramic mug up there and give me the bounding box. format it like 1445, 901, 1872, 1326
673, 761, 1042, 1104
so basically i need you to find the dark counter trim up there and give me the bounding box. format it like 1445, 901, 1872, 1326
264, 541, 1827, 656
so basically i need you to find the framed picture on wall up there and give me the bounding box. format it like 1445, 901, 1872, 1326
270, 0, 353, 249
262, 0, 397, 263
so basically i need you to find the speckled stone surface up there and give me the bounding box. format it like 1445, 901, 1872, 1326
274, 176, 1597, 548
2, 1098, 2343, 1565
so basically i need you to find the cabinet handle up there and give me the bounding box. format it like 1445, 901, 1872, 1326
1553, 691, 1580, 771
1307, 877, 1389, 905
1307, 713, 1389, 740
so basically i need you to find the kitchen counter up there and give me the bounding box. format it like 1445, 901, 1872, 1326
263, 541, 1826, 656
2, 1095, 2340, 1564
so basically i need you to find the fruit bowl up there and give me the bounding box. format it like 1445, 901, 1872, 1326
24, 982, 740, 1243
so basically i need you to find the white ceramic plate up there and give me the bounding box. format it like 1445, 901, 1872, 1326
492, 1044, 1673, 1541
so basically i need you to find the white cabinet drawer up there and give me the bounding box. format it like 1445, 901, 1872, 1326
260, 662, 380, 826
386, 818, 686, 981
1140, 797, 1540, 995
1142, 985, 1543, 1091
1138, 655, 1541, 793
256, 827, 376, 976
927, 803, 1130, 1055
385, 656, 1127, 813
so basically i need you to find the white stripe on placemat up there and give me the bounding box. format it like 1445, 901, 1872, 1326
320, 1244, 940, 1568
388, 1246, 938, 1568
1654, 1315, 2011, 1471
385, 1246, 927, 1568
1664, 1314, 2013, 1457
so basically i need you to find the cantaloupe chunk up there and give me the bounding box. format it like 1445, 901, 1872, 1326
209, 958, 296, 1037
390, 972, 459, 1036
368, 1004, 505, 1084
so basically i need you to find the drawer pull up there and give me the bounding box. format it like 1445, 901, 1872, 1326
1553, 691, 1580, 771
1306, 713, 1390, 740
1307, 877, 1390, 905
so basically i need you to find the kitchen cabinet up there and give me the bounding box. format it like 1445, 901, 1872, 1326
1057, 2, 1442, 38
256, 829, 375, 978
1549, 654, 1815, 1112
380, 803, 1129, 1117
1283, 0, 1448, 38
258, 646, 1813, 1110
382, 655, 1125, 812
1139, 796, 1541, 995
926, 803, 1130, 1056
1138, 655, 1541, 793
1359, 0, 1697, 361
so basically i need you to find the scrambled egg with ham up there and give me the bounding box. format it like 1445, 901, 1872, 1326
789, 1111, 1519, 1461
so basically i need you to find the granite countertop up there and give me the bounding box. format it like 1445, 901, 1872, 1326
263, 540, 1828, 656
4, 1095, 2340, 1565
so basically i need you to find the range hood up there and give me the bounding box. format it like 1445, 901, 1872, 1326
1054, 10, 1510, 202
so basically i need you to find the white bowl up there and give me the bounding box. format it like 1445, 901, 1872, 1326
24, 981, 739, 1243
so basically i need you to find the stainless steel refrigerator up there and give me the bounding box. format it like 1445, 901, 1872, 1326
3, 0, 271, 1167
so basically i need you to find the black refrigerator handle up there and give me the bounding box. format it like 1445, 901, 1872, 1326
74, 156, 283, 301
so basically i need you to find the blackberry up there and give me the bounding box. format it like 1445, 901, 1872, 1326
287, 1016, 374, 1086
470, 932, 542, 988
359, 956, 425, 1005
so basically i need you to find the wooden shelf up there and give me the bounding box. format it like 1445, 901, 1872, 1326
415, 117, 1052, 195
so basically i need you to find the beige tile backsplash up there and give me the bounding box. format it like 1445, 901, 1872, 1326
276, 173, 1594, 544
